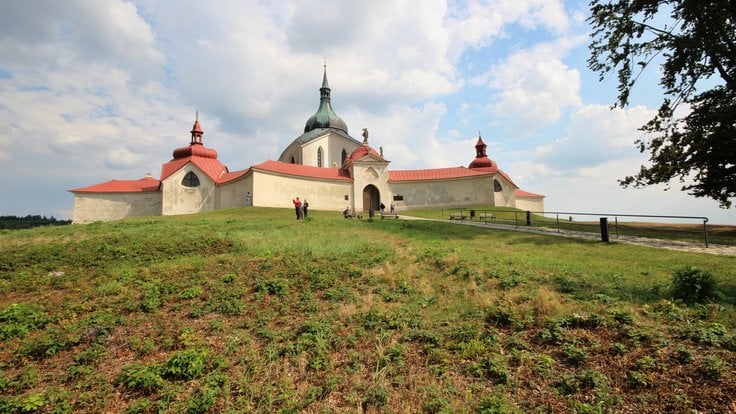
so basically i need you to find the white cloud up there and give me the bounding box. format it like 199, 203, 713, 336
472, 37, 586, 134
538, 104, 655, 170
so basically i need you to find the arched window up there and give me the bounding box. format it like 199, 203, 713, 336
182, 171, 200, 187
493, 179, 502, 192
317, 147, 323, 167
290, 156, 296, 164
341, 148, 348, 165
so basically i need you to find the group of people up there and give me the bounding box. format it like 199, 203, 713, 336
380, 202, 396, 215
292, 197, 309, 220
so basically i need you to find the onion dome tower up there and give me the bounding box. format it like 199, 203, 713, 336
172, 111, 218, 160
468, 133, 498, 169
303, 64, 348, 134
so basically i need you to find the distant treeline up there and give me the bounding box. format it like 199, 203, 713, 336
0, 215, 72, 230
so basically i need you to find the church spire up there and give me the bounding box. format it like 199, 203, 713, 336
468, 132, 498, 169
303, 65, 348, 134
190, 110, 203, 145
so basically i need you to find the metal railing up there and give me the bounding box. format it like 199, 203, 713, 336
441, 208, 710, 247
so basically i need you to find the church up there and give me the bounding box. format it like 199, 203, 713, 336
70, 68, 544, 224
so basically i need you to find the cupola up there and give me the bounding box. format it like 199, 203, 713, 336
468, 133, 497, 169
172, 112, 218, 160
303, 65, 348, 134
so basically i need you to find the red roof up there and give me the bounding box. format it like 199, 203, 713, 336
389, 166, 491, 182
514, 189, 544, 198
471, 166, 518, 188
160, 156, 228, 182
218, 169, 250, 184
252, 160, 352, 181
70, 177, 161, 193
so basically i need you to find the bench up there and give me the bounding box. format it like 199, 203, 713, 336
381, 213, 399, 219
449, 213, 466, 220
343, 211, 363, 219
478, 213, 496, 220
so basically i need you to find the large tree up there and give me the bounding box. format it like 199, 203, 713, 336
588, 0, 736, 207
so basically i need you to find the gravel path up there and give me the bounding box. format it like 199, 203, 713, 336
401, 216, 736, 256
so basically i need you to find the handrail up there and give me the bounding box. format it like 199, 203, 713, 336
446, 208, 711, 247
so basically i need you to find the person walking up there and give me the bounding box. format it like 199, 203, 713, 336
292, 197, 302, 220
302, 199, 309, 219
390, 201, 395, 214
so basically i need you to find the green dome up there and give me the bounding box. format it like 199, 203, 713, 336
303, 67, 348, 134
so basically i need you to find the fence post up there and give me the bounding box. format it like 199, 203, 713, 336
556, 214, 560, 233
600, 217, 609, 242
703, 219, 709, 248
615, 216, 619, 238
526, 211, 531, 226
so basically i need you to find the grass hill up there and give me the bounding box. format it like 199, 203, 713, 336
1, 207, 735, 413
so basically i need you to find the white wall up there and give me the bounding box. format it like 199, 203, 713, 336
72, 192, 161, 224
514, 197, 545, 212
251, 170, 353, 211
389, 176, 495, 210
216, 175, 253, 209
161, 165, 217, 215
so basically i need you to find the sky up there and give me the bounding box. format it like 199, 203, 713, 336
1, 0, 734, 225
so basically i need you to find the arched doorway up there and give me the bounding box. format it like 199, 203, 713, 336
362, 185, 380, 212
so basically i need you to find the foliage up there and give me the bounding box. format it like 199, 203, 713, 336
671, 266, 719, 304
588, 0, 736, 207
0, 207, 735, 412
0, 215, 71, 230
0, 303, 48, 340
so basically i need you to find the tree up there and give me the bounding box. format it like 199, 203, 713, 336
588, 0, 736, 207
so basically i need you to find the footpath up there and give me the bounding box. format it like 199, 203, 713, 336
401, 216, 736, 257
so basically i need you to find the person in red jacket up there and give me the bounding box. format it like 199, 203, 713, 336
292, 197, 302, 220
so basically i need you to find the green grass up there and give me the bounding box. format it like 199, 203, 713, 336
0, 207, 735, 413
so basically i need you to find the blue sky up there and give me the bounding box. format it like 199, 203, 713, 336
0, 0, 733, 224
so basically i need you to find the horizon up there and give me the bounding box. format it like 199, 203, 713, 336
1, 0, 733, 224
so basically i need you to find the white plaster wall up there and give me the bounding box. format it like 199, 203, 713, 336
161, 165, 217, 215
278, 141, 302, 164
493, 175, 516, 207
251, 170, 352, 211
300, 132, 361, 168
514, 197, 545, 212
216, 175, 253, 209
389, 176, 495, 210
72, 192, 162, 224
350, 160, 391, 212
328, 135, 360, 168
302, 135, 328, 167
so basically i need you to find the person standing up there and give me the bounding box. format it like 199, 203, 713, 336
390, 201, 395, 214
302, 199, 309, 219
292, 197, 302, 220
380, 202, 386, 215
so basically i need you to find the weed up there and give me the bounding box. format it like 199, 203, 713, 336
477, 391, 512, 413
162, 349, 208, 380
20, 393, 45, 412
700, 355, 725, 379
116, 363, 164, 393
255, 277, 289, 296
562, 344, 588, 366
553, 275, 577, 294
673, 346, 693, 363
0, 303, 48, 340
362, 386, 389, 410
17, 328, 78, 359
532, 353, 556, 375
626, 370, 651, 388
612, 342, 628, 355
671, 267, 719, 304
468, 357, 510, 384
691, 322, 729, 347
180, 286, 203, 300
